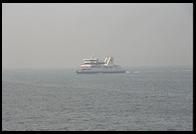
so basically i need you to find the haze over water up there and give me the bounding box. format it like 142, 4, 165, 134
2, 3, 193, 69
2, 3, 193, 131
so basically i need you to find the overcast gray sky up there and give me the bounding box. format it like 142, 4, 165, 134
2, 3, 193, 69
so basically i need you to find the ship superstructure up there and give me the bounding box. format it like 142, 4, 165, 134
76, 57, 126, 74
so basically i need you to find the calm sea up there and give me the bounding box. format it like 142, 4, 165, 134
2, 67, 193, 131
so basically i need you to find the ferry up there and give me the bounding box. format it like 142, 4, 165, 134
76, 57, 126, 74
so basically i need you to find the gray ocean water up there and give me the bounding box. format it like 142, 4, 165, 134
2, 67, 193, 131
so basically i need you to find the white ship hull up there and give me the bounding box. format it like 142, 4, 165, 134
76, 70, 126, 74
76, 67, 126, 74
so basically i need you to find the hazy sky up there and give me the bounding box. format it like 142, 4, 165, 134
2, 3, 193, 69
